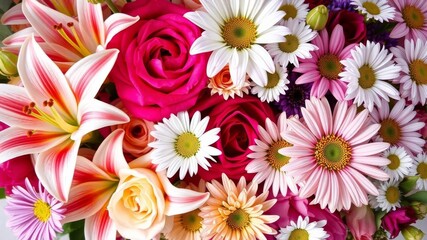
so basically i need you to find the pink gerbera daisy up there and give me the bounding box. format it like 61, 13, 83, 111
280, 98, 391, 212
389, 0, 427, 41
4, 179, 65, 240
370, 99, 426, 155
294, 24, 356, 100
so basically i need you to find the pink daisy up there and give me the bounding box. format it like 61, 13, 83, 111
280, 98, 391, 212
4, 178, 65, 240
294, 24, 356, 101
389, 0, 427, 41
370, 99, 426, 155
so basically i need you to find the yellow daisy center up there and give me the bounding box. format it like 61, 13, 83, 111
379, 118, 401, 145
222, 17, 257, 50
226, 208, 250, 229
417, 162, 427, 179
265, 72, 281, 88
175, 132, 200, 158
402, 5, 425, 29
385, 186, 400, 204
315, 135, 352, 171
362, 1, 381, 15
280, 4, 298, 20
289, 229, 309, 240
181, 209, 203, 232
387, 154, 401, 170
358, 65, 376, 89
318, 54, 343, 80
33, 199, 51, 223
279, 35, 300, 53
268, 140, 292, 170
409, 59, 427, 85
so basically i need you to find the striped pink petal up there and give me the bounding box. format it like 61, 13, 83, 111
76, 0, 104, 51
1, 3, 27, 25
105, 13, 140, 45
84, 205, 117, 240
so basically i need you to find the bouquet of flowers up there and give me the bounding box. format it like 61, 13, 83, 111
0, 0, 426, 239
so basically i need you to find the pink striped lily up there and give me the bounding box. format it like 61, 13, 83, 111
3, 0, 138, 70
63, 129, 210, 240
0, 36, 130, 202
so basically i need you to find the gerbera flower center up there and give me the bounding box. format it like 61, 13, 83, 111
402, 5, 425, 29
268, 140, 292, 170
318, 54, 343, 80
289, 229, 309, 240
33, 199, 51, 223
379, 118, 401, 145
280, 4, 298, 20
417, 162, 427, 179
409, 59, 427, 85
175, 132, 201, 158
387, 154, 401, 170
226, 208, 250, 229
181, 209, 203, 232
385, 186, 400, 204
358, 65, 376, 89
222, 17, 257, 50
54, 22, 91, 57
362, 1, 381, 15
314, 135, 352, 171
266, 72, 281, 88
279, 35, 300, 53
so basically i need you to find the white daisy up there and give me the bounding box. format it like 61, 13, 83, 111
350, 0, 396, 22
149, 111, 222, 179
339, 41, 401, 111
246, 113, 298, 197
279, 0, 309, 22
276, 216, 329, 240
391, 39, 427, 105
409, 153, 427, 191
266, 19, 318, 67
382, 146, 413, 181
371, 180, 401, 212
251, 63, 289, 102
184, 0, 290, 86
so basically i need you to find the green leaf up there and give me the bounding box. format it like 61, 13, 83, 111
59, 220, 85, 237
0, 188, 5, 199
406, 191, 427, 203
68, 228, 85, 240
400, 176, 418, 194
375, 210, 387, 229
0, 0, 12, 13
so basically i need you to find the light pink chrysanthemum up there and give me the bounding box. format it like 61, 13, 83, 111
370, 99, 425, 155
246, 113, 298, 197
280, 97, 391, 212
4, 179, 65, 240
389, 0, 427, 41
294, 24, 356, 101
391, 39, 427, 105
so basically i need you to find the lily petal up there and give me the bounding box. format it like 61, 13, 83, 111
84, 205, 117, 240
2, 27, 42, 48
104, 13, 140, 46
159, 172, 209, 216
73, 156, 117, 186
76, 0, 104, 51
66, 49, 118, 103
1, 3, 28, 25
35, 138, 80, 202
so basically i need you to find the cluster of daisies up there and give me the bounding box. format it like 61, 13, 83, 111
0, 0, 427, 240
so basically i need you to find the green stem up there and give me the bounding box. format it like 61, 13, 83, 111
105, 0, 119, 13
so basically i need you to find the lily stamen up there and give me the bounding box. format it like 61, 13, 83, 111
54, 23, 91, 57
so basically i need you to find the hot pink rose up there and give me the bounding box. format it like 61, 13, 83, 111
0, 155, 38, 195
189, 91, 276, 182
265, 193, 346, 240
382, 207, 417, 239
327, 10, 367, 45
346, 205, 376, 240
108, 0, 208, 122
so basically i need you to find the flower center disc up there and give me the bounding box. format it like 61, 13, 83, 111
222, 17, 257, 50
279, 35, 300, 53
362, 1, 381, 15
33, 199, 51, 223
289, 229, 309, 240
409, 59, 427, 85
175, 132, 200, 158
379, 118, 401, 145
385, 186, 400, 204
280, 4, 298, 20
181, 209, 203, 232
318, 54, 343, 80
268, 140, 292, 170
266, 72, 281, 88
417, 162, 427, 179
358, 65, 376, 89
315, 135, 351, 171
402, 5, 425, 29
227, 208, 250, 229
387, 154, 401, 170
